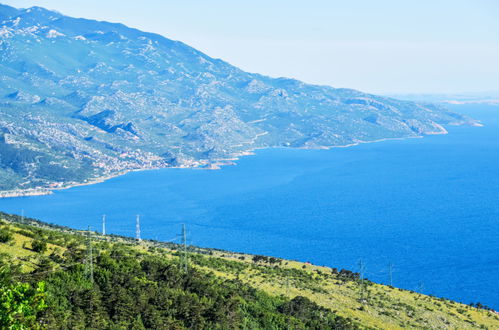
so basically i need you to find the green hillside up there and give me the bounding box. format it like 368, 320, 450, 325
0, 212, 497, 329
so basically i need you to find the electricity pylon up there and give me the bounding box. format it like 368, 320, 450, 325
181, 224, 188, 272
102, 214, 106, 235
136, 214, 141, 241
388, 262, 394, 286
85, 226, 94, 283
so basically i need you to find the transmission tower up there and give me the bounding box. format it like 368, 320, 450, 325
85, 226, 94, 283
358, 259, 366, 302
102, 214, 106, 235
388, 262, 394, 287
358, 259, 365, 281
286, 278, 291, 329
136, 214, 141, 241
181, 223, 188, 272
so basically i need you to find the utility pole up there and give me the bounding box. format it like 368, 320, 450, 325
286, 278, 291, 329
85, 227, 94, 327
388, 262, 394, 287
102, 214, 106, 235
86, 226, 94, 283
135, 214, 141, 241
358, 259, 365, 281
358, 259, 366, 302
181, 223, 188, 272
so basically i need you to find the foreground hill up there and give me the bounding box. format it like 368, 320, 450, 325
0, 4, 478, 193
0, 212, 497, 329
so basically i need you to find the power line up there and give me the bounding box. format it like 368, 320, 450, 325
11, 259, 85, 279
165, 236, 181, 242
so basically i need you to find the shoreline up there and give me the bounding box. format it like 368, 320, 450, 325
0, 127, 472, 199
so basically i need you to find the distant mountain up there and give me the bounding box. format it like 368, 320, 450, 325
388, 92, 499, 105
0, 4, 478, 192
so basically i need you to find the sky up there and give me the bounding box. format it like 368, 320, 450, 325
2, 0, 499, 94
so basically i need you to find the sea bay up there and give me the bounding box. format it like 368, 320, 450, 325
1, 104, 498, 307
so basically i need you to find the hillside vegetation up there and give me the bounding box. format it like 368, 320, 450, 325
0, 211, 498, 329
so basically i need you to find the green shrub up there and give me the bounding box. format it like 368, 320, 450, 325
31, 239, 47, 253
0, 228, 13, 243
17, 229, 35, 238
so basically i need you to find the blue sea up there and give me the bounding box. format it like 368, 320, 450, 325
1, 104, 498, 308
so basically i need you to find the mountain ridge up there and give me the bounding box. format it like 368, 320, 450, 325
0, 3, 479, 193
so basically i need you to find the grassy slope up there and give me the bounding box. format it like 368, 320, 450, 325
1, 214, 498, 329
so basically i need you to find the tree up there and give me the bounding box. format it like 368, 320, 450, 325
0, 228, 13, 243
0, 281, 47, 329
31, 239, 47, 253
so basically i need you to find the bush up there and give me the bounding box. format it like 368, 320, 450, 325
0, 228, 13, 243
31, 239, 47, 253
17, 229, 35, 238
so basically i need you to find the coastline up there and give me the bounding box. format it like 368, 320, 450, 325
0, 188, 54, 198
0, 126, 472, 199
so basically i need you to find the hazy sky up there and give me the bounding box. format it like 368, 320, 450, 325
3, 0, 499, 94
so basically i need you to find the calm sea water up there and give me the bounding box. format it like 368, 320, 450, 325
1, 104, 498, 308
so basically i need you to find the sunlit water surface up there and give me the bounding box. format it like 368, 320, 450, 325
1, 104, 498, 307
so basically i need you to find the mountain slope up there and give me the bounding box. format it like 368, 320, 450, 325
1, 212, 498, 329
0, 4, 477, 192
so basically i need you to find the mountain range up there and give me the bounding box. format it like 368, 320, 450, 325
0, 4, 478, 193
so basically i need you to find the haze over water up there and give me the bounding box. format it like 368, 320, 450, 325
1, 104, 498, 308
